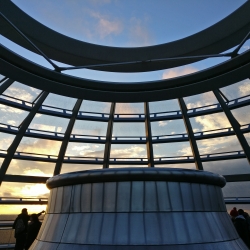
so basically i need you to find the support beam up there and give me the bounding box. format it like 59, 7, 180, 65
0, 91, 48, 185
178, 98, 203, 170
0, 78, 13, 94
144, 102, 154, 167
53, 99, 82, 175
213, 89, 250, 164
103, 103, 115, 168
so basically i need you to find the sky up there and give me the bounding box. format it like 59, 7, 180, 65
0, 0, 250, 214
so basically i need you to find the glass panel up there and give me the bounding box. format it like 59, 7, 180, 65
0, 182, 49, 197
109, 165, 147, 168
190, 112, 231, 132
220, 79, 250, 100
112, 122, 145, 136
110, 144, 147, 158
0, 157, 4, 167
197, 135, 242, 155
16, 137, 61, 156
29, 114, 69, 133
149, 99, 179, 113
245, 132, 250, 146
203, 159, 250, 175
231, 106, 250, 125
226, 204, 250, 215
43, 93, 77, 110
222, 182, 250, 197
115, 103, 144, 114
80, 100, 111, 113
65, 142, 104, 157
0, 104, 28, 126
0, 74, 6, 81
3, 82, 42, 102
184, 91, 217, 109
6, 160, 54, 177
60, 164, 102, 174
0, 133, 15, 150
153, 142, 192, 158
151, 119, 186, 136
155, 163, 196, 169
72, 120, 107, 136
0, 205, 47, 216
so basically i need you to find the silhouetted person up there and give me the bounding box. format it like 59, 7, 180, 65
12, 208, 45, 250
234, 209, 250, 248
230, 207, 238, 222
25, 214, 42, 250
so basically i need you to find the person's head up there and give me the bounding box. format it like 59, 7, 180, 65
230, 207, 238, 218
238, 209, 244, 215
30, 214, 39, 222
21, 208, 28, 215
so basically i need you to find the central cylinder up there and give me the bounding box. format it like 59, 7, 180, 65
30, 168, 247, 249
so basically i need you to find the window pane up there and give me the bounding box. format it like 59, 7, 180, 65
151, 119, 186, 136
153, 142, 192, 158
110, 144, 147, 158
197, 135, 242, 155
43, 93, 77, 110
222, 182, 250, 197
61, 164, 102, 174
80, 100, 110, 113
16, 137, 61, 155
29, 114, 69, 133
65, 142, 104, 157
220, 79, 250, 100
112, 122, 145, 136
0, 133, 15, 150
155, 163, 195, 169
203, 159, 250, 175
231, 106, 250, 125
6, 160, 54, 177
3, 82, 41, 102
72, 120, 107, 136
190, 112, 231, 132
115, 103, 144, 114
149, 99, 179, 113
184, 91, 217, 109
0, 104, 28, 126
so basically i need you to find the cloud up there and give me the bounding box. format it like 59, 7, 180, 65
128, 17, 153, 47
115, 103, 143, 114
158, 121, 167, 127
90, 11, 123, 38
162, 66, 198, 79
110, 145, 146, 158
238, 81, 250, 96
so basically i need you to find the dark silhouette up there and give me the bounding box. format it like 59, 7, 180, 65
24, 214, 42, 250
230, 207, 238, 222
234, 209, 250, 248
12, 208, 45, 250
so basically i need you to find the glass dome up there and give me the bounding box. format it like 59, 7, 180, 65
0, 0, 250, 220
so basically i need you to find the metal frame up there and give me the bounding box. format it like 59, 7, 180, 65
178, 98, 203, 170
213, 89, 250, 164
103, 102, 115, 168
0, 91, 48, 185
144, 102, 154, 167
1, 1, 250, 72
53, 99, 82, 175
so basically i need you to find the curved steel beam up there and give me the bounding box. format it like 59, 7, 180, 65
0, 45, 250, 102
1, 1, 250, 72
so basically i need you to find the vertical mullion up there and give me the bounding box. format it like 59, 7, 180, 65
0, 79, 14, 94
0, 91, 49, 185
178, 98, 203, 170
103, 102, 115, 169
213, 89, 250, 164
144, 102, 154, 167
53, 99, 82, 175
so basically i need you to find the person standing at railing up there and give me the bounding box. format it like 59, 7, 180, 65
12, 208, 45, 250
24, 214, 42, 250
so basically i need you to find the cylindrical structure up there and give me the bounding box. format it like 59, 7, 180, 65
31, 168, 247, 249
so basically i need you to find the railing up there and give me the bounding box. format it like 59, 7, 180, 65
0, 197, 48, 204
0, 93, 249, 121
